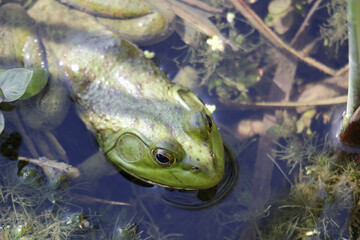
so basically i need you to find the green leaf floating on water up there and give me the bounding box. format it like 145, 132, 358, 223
0, 68, 33, 102
19, 68, 48, 100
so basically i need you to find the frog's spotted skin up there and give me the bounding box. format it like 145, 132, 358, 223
23, 0, 225, 189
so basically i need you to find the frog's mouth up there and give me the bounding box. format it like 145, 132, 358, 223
162, 146, 238, 209
125, 172, 198, 190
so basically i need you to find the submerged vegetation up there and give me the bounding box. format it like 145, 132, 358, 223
320, 0, 348, 49
176, 2, 264, 101
0, 131, 141, 239
0, 154, 145, 240
0, 157, 84, 239
0, 68, 47, 134
259, 134, 360, 239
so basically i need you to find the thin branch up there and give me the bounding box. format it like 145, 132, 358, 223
219, 95, 347, 110
73, 194, 130, 206
290, 0, 323, 46
229, 0, 345, 76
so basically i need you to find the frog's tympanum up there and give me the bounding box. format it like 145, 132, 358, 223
0, 0, 225, 189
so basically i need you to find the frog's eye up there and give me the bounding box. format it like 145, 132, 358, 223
203, 113, 213, 133
152, 148, 176, 167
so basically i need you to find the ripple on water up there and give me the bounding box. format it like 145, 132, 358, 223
160, 145, 238, 210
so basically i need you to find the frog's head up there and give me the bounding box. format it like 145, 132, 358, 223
102, 87, 225, 190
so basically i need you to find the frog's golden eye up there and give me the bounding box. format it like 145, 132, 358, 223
203, 113, 213, 133
152, 148, 176, 167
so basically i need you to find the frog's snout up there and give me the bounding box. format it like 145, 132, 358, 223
182, 148, 221, 175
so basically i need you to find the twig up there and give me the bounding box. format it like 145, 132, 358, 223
73, 194, 130, 206
18, 156, 80, 178
229, 0, 343, 76
290, 0, 323, 46
219, 95, 347, 110
336, 64, 350, 76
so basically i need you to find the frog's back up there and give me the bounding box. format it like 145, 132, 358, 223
29, 0, 181, 134
28, 0, 171, 98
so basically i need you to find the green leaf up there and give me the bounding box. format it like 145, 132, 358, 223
19, 68, 48, 100
0, 88, 5, 102
0, 68, 33, 102
0, 111, 4, 134
268, 0, 291, 15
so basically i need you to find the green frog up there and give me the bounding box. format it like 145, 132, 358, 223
0, 0, 225, 189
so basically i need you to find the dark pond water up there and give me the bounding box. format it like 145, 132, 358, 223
0, 0, 356, 239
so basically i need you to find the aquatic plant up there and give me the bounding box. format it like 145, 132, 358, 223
0, 156, 148, 240
343, 0, 360, 124
259, 134, 360, 239
0, 159, 82, 239
178, 6, 263, 101
338, 0, 360, 149
0, 68, 47, 134
0, 125, 152, 240
320, 0, 348, 50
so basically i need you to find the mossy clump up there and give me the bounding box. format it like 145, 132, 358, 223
0, 159, 88, 239
0, 158, 148, 240
261, 135, 360, 239
320, 0, 348, 50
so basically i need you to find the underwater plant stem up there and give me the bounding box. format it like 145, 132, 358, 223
338, 0, 360, 148
344, 0, 360, 123
73, 194, 130, 206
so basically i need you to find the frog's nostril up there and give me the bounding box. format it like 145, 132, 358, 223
191, 166, 200, 171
